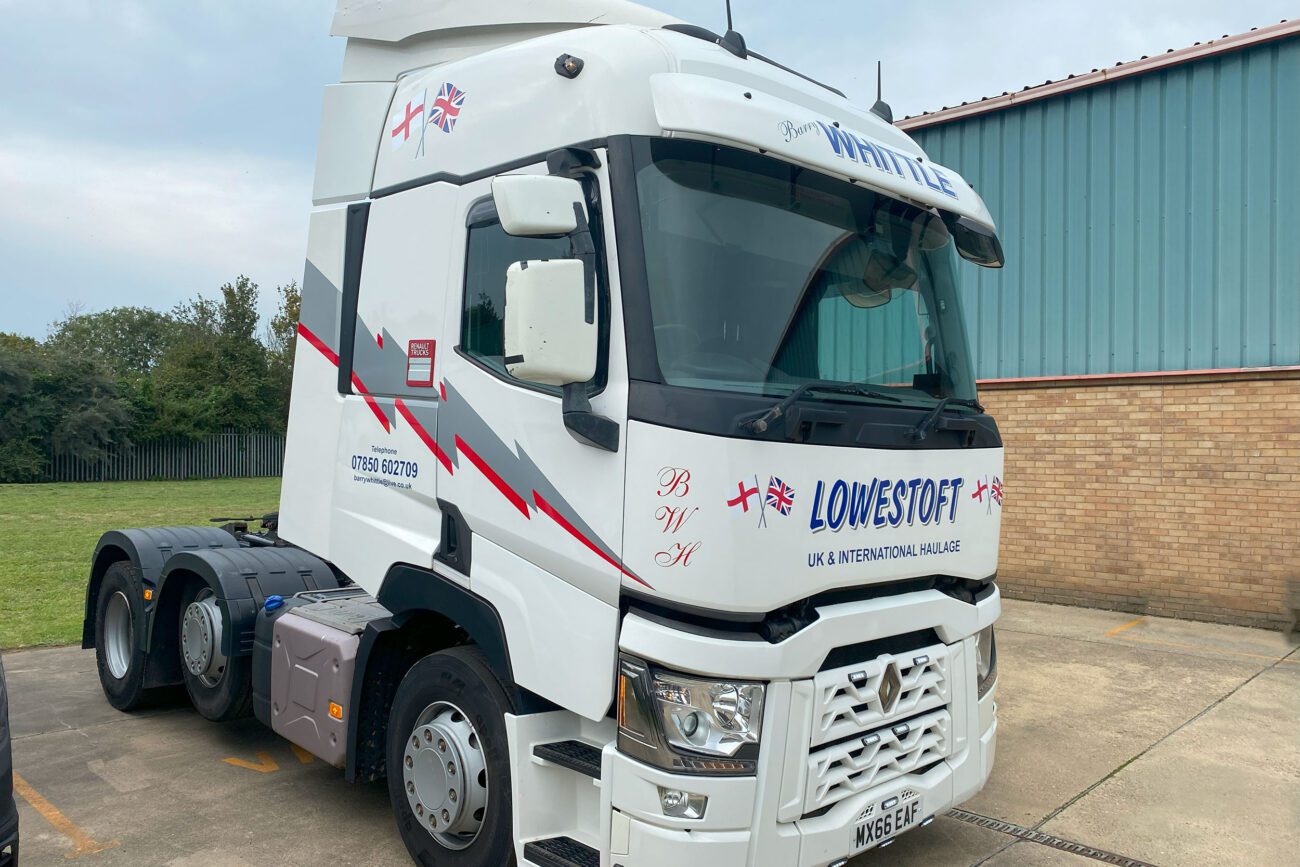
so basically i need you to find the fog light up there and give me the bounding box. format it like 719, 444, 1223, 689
658, 786, 707, 819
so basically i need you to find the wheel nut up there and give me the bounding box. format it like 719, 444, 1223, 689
407, 781, 414, 794
442, 809, 450, 822
416, 803, 424, 816
438, 738, 447, 751
412, 735, 420, 749
449, 789, 457, 802
448, 761, 456, 776
423, 729, 433, 742
405, 756, 413, 768
430, 815, 438, 828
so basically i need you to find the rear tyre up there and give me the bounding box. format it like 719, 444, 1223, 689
178, 582, 252, 721
387, 646, 517, 866
94, 561, 152, 711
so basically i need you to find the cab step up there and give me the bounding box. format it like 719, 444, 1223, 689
532, 739, 602, 779
524, 835, 600, 867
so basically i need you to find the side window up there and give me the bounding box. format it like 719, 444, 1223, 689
461, 220, 569, 378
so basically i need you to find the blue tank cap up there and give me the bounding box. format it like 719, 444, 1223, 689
264, 595, 284, 612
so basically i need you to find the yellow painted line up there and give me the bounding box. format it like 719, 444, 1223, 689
13, 772, 119, 859
1105, 616, 1147, 638
223, 751, 280, 773
1117, 633, 1300, 665
290, 744, 315, 764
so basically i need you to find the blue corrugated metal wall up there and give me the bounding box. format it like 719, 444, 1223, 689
910, 35, 1300, 379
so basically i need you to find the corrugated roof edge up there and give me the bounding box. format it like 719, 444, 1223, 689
898, 18, 1298, 131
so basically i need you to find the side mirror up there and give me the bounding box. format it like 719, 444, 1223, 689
492, 175, 585, 236
942, 212, 1005, 268
504, 259, 596, 386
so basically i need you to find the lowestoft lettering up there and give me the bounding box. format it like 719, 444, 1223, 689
808, 477, 964, 533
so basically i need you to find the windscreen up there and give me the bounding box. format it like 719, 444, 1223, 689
632, 138, 977, 408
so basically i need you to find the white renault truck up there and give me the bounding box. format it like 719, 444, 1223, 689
83, 2, 1006, 864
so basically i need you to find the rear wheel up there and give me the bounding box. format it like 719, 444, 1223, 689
178, 582, 252, 721
387, 646, 517, 866
94, 561, 151, 711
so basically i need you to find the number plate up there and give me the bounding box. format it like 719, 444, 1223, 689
851, 796, 921, 853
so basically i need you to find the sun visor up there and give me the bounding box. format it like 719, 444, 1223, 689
650, 72, 997, 231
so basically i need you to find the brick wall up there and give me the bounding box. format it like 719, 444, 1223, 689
980, 369, 1300, 629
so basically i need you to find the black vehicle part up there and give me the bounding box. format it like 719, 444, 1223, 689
434, 500, 473, 575
0, 654, 14, 866
624, 574, 997, 642
386, 647, 517, 866
346, 565, 559, 783
524, 837, 599, 867
84, 526, 241, 690
177, 581, 254, 721
83, 527, 239, 649
153, 546, 339, 662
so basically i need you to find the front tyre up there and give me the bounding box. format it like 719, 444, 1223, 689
387, 647, 517, 866
178, 582, 252, 721
94, 561, 152, 711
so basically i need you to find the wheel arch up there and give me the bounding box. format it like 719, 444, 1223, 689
345, 564, 550, 783
82, 527, 241, 653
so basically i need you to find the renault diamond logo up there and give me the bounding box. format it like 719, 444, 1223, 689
878, 662, 902, 714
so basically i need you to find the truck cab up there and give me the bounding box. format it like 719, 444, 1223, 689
85, 3, 1005, 865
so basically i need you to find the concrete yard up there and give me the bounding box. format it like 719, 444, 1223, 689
7, 599, 1297, 866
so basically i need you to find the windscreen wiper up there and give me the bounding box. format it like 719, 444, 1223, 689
740, 381, 902, 434
908, 395, 984, 441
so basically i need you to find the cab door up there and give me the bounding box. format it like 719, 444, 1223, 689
328, 182, 459, 593
433, 163, 634, 609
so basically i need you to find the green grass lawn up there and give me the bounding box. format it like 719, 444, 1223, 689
0, 477, 280, 649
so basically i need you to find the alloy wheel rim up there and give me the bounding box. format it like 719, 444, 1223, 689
104, 590, 133, 680
402, 700, 490, 850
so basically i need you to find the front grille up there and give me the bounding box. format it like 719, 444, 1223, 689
802, 640, 954, 816
811, 643, 950, 748
805, 707, 951, 814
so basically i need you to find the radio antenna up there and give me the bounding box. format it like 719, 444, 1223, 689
725, 0, 734, 31
870, 60, 895, 124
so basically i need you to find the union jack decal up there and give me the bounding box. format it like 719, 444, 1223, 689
429, 82, 467, 133
766, 476, 796, 516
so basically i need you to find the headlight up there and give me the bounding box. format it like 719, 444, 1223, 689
975, 625, 997, 697
617, 655, 765, 776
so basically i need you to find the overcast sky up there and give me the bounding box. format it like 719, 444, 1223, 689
0, 0, 1292, 338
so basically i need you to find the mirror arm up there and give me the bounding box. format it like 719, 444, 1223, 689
569, 202, 597, 324
562, 383, 620, 452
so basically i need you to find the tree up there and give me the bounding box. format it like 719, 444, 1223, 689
46, 307, 186, 440
150, 276, 281, 438
265, 281, 300, 427
46, 306, 184, 378
0, 340, 132, 482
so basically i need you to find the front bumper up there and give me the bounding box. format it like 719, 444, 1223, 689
607, 588, 999, 867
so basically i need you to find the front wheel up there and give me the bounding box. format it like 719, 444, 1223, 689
386, 646, 517, 866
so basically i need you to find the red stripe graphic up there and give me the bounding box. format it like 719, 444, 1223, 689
297, 321, 339, 367
351, 372, 390, 433
533, 491, 653, 590
395, 398, 453, 474
299, 322, 387, 432
454, 435, 530, 518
